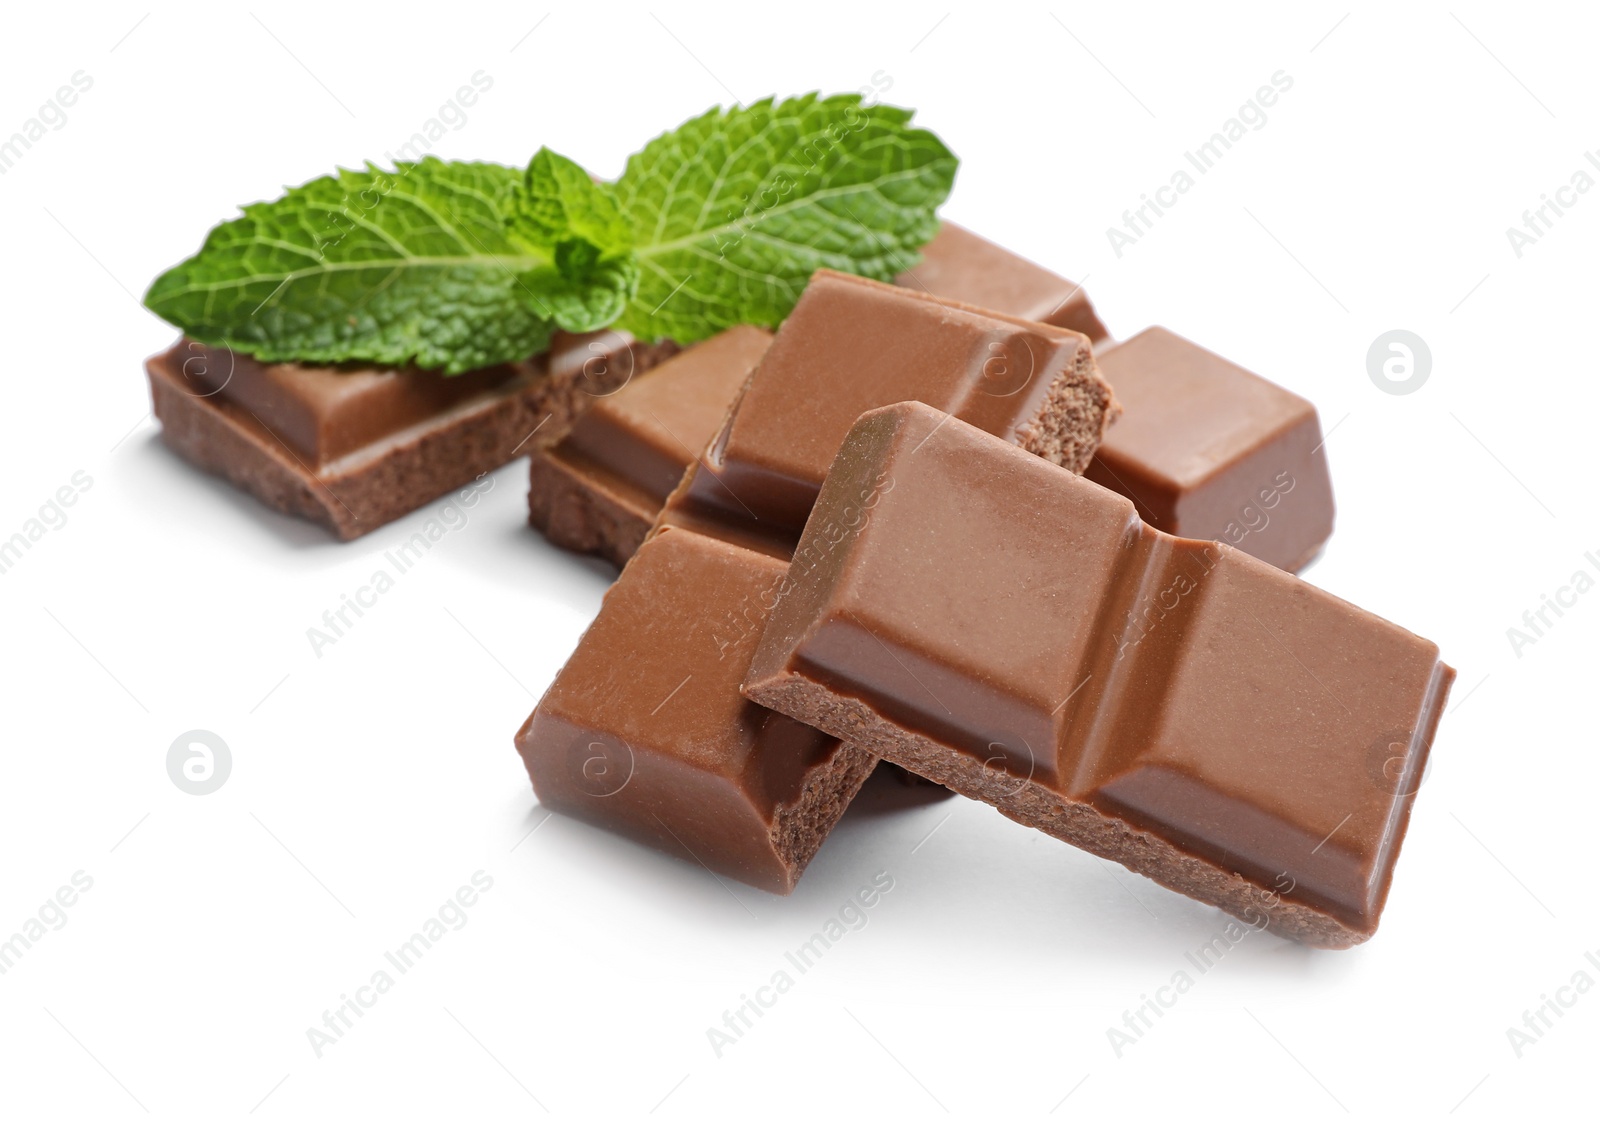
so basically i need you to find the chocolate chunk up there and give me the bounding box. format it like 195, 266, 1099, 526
146, 333, 677, 540
515, 526, 877, 894
514, 275, 1120, 891
528, 327, 773, 567
662, 269, 1117, 552
1086, 328, 1335, 571
744, 402, 1453, 947
896, 221, 1109, 342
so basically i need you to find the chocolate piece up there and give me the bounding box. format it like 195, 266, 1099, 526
897, 222, 1110, 342
147, 333, 675, 540
1086, 328, 1334, 571
514, 526, 877, 894
744, 402, 1453, 947
664, 269, 1117, 552
515, 275, 1122, 890
528, 327, 773, 567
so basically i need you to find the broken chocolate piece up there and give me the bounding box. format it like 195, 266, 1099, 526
663, 269, 1117, 551
1086, 328, 1334, 571
744, 401, 1453, 947
515, 526, 877, 894
528, 327, 772, 567
146, 333, 675, 540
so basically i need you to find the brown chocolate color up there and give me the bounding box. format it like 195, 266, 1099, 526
515, 526, 877, 894
528, 327, 773, 567
167, 344, 519, 464
146, 334, 676, 540
514, 274, 1124, 890
664, 269, 1117, 553
536, 330, 682, 447
744, 402, 1453, 947
897, 222, 1110, 342
1086, 328, 1334, 571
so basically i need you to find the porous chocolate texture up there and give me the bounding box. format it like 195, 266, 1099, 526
743, 402, 1453, 948
146, 332, 676, 540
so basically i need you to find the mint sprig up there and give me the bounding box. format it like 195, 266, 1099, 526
509, 147, 640, 335
144, 94, 957, 373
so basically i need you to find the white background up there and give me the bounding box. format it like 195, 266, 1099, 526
1, 2, 1594, 1122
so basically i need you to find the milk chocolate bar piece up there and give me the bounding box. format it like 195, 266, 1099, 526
528, 327, 773, 567
1086, 328, 1334, 571
146, 332, 675, 540
515, 276, 1119, 889
744, 402, 1453, 947
515, 526, 877, 894
896, 222, 1110, 342
663, 269, 1117, 553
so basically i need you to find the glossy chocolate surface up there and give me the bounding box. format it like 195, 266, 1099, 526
556, 327, 773, 511
744, 402, 1452, 944
168, 341, 528, 466
897, 222, 1109, 342
516, 266, 1124, 890
1086, 328, 1334, 571
515, 527, 872, 894
667, 269, 1112, 548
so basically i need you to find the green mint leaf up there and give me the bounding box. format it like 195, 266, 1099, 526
145, 98, 958, 371
144, 158, 557, 375
508, 147, 640, 334
613, 92, 958, 343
